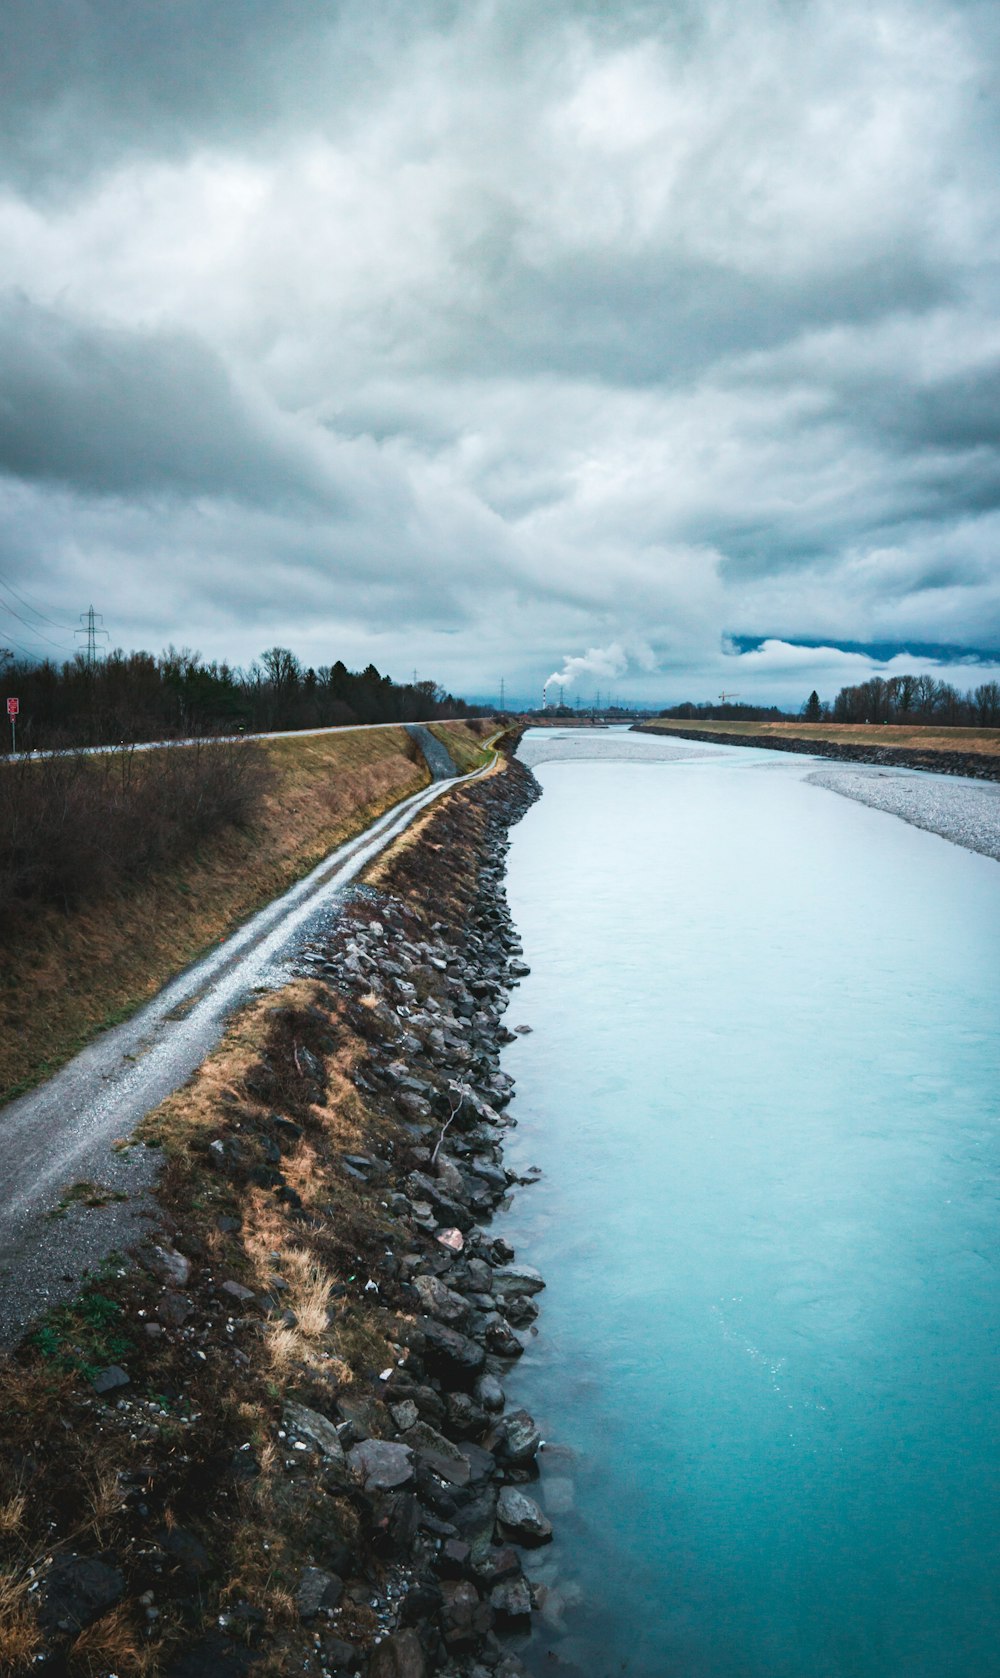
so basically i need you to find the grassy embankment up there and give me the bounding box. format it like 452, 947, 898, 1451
641, 718, 1000, 756
0, 720, 494, 1104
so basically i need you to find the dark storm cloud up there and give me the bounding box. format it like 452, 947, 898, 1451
0, 295, 343, 505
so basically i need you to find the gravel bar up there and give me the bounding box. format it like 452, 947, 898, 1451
808, 766, 1000, 863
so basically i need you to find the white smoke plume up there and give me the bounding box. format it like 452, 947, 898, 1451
546, 641, 655, 690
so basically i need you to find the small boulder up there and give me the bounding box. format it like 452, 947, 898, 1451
90, 1365, 129, 1396
283, 1401, 344, 1462
475, 1373, 505, 1413
412, 1274, 469, 1328
492, 1265, 545, 1298
367, 1628, 427, 1678
296, 1566, 342, 1618
220, 1279, 256, 1305
157, 1291, 192, 1326
471, 1545, 521, 1587
491, 1575, 532, 1622
160, 1526, 211, 1575
420, 1319, 486, 1387
496, 1409, 541, 1466
400, 1421, 471, 1487
144, 1243, 192, 1287
347, 1437, 415, 1493
496, 1486, 553, 1547
39, 1554, 124, 1634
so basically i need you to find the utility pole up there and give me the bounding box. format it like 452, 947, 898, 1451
499, 677, 505, 712
76, 605, 108, 667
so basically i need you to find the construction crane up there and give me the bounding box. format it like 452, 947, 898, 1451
718, 691, 740, 703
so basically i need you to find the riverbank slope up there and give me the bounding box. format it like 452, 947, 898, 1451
633, 718, 1000, 779
0, 721, 493, 1104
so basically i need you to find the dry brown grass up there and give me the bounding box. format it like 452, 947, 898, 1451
0, 1568, 41, 1673
282, 1249, 335, 1339
0, 726, 428, 1102
644, 718, 1000, 755
428, 718, 497, 773
68, 1606, 158, 1678
0, 1493, 27, 1539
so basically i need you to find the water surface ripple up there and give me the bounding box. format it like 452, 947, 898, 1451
498, 729, 1000, 1678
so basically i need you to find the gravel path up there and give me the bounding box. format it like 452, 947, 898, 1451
808, 766, 1000, 862
0, 758, 493, 1341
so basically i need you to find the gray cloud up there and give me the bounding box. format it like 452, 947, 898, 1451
0, 0, 998, 704
0, 295, 345, 505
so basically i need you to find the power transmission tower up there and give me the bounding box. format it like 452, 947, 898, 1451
76, 605, 108, 667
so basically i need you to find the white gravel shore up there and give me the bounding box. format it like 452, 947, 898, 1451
808, 766, 1000, 862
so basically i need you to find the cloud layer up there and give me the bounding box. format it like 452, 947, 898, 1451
1, 0, 999, 704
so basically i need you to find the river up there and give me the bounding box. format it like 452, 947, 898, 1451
496, 728, 1000, 1678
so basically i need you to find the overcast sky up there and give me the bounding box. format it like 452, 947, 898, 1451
1, 0, 999, 706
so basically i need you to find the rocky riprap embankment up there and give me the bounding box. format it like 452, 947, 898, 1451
2, 752, 573, 1678
279, 760, 556, 1678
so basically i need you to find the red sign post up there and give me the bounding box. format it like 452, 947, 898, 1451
7, 696, 18, 754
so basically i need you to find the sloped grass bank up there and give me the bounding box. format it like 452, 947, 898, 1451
636, 719, 1000, 778
0, 727, 440, 1103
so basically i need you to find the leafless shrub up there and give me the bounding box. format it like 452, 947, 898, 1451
0, 740, 273, 934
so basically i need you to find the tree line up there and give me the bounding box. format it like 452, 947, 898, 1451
660, 678, 1000, 728
658, 701, 791, 722
824, 674, 1000, 726
0, 645, 478, 750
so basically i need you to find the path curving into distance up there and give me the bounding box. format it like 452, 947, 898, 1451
0, 752, 495, 1339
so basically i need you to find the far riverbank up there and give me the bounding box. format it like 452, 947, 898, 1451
632, 719, 1000, 780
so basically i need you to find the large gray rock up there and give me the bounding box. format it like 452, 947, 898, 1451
492, 1265, 545, 1298
412, 1273, 469, 1328
368, 1627, 427, 1678
296, 1566, 342, 1618
39, 1554, 125, 1633
400, 1421, 471, 1487
435, 1155, 470, 1202
491, 1575, 532, 1622
347, 1437, 415, 1492
496, 1409, 541, 1466
144, 1243, 192, 1286
420, 1318, 486, 1386
283, 1402, 344, 1463
496, 1487, 553, 1547
474, 1373, 505, 1413
91, 1365, 130, 1395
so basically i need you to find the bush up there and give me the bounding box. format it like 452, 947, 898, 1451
0, 739, 272, 935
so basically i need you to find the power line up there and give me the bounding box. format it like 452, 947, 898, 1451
0, 626, 49, 661
0, 570, 76, 629
0, 595, 77, 654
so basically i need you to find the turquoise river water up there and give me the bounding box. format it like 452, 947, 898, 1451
496, 729, 1000, 1678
